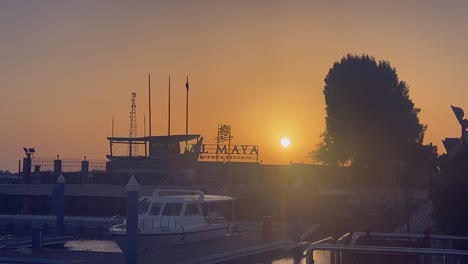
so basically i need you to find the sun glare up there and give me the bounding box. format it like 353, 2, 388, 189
280, 137, 290, 148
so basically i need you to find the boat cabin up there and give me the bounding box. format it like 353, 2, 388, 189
107, 134, 202, 159
137, 189, 235, 228
106, 135, 204, 184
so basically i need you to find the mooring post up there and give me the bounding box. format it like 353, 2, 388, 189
56, 174, 65, 236
32, 227, 43, 251
54, 156, 62, 183
80, 156, 89, 185
126, 175, 139, 264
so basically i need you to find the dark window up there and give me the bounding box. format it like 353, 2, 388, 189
185, 203, 200, 216
138, 199, 150, 214
149, 202, 163, 215
162, 203, 182, 216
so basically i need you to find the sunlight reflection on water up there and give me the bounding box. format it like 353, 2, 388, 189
249, 250, 330, 264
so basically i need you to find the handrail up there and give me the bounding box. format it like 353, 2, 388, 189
312, 236, 334, 245
112, 217, 187, 235
336, 233, 351, 245
354, 231, 468, 240
152, 189, 204, 200
350, 231, 468, 245
305, 244, 468, 264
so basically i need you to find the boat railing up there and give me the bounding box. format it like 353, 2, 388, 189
139, 218, 184, 231
305, 243, 468, 264
110, 217, 185, 235
329, 233, 351, 264
152, 189, 204, 201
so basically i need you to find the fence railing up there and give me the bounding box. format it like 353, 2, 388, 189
306, 232, 468, 264
32, 157, 106, 172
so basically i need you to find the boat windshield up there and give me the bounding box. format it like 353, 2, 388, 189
162, 203, 183, 216
185, 203, 201, 216
149, 202, 163, 216
138, 198, 151, 214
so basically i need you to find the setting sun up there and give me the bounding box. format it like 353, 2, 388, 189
280, 137, 290, 148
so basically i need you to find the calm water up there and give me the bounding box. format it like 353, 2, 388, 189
221, 250, 330, 264
65, 239, 122, 252
64, 240, 331, 264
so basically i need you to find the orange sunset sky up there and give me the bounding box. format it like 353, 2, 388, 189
1, 1, 468, 172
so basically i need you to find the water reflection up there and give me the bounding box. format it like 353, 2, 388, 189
229, 250, 330, 264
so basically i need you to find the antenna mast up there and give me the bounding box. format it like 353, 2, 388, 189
128, 92, 138, 157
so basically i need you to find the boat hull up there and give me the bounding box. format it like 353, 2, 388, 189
111, 225, 228, 251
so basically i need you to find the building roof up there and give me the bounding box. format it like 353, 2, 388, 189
107, 134, 201, 143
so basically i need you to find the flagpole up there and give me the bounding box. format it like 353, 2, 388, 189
185, 76, 189, 149
148, 74, 152, 137
168, 76, 171, 136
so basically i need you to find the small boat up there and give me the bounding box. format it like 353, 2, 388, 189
109, 189, 235, 250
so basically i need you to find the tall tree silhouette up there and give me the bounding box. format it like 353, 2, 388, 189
311, 54, 427, 168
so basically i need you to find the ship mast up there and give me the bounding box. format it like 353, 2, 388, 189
168, 76, 171, 136
148, 74, 152, 137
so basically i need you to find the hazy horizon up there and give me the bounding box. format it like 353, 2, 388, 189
1, 1, 468, 171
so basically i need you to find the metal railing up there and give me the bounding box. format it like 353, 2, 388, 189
139, 218, 185, 232
306, 244, 468, 264
111, 217, 185, 233
306, 233, 468, 264
348, 232, 468, 264
350, 232, 468, 249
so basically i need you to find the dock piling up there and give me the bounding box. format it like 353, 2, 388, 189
56, 174, 65, 236
32, 228, 43, 251
126, 175, 139, 264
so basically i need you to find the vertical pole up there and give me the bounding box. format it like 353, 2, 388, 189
32, 227, 43, 251
54, 156, 62, 182
18, 159, 21, 183
126, 175, 139, 264
56, 174, 65, 236
227, 127, 231, 162
51, 185, 57, 215
81, 157, 89, 185
23, 154, 31, 184
216, 125, 220, 162
185, 76, 189, 149
462, 127, 465, 161
405, 184, 410, 233
168, 76, 171, 136
148, 74, 152, 137
306, 249, 315, 264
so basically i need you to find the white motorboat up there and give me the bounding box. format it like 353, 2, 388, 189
109, 189, 235, 250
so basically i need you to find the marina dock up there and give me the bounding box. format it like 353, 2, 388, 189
0, 222, 319, 264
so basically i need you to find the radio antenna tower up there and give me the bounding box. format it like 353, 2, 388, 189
128, 92, 138, 157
